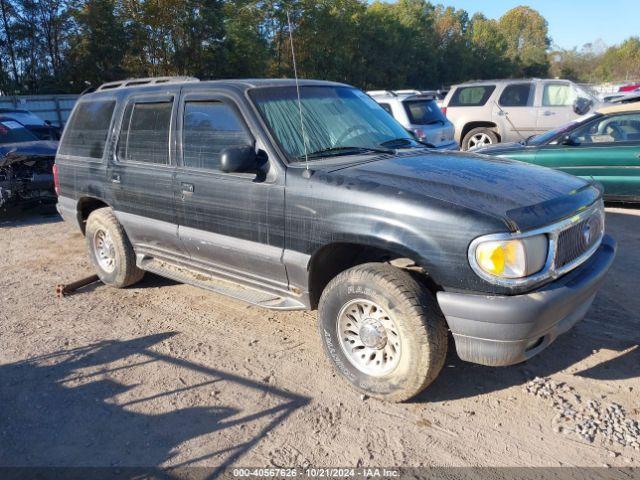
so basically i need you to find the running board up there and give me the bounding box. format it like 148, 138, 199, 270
138, 257, 306, 310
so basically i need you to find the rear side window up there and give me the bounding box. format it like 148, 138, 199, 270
182, 101, 251, 171
117, 101, 172, 164
449, 86, 496, 107
403, 99, 447, 125
58, 100, 116, 159
499, 83, 534, 107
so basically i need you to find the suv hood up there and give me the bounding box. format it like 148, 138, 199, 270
327, 150, 600, 232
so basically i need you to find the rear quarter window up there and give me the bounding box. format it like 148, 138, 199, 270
449, 86, 496, 107
58, 100, 116, 159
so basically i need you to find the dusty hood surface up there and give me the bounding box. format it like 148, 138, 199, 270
327, 149, 600, 231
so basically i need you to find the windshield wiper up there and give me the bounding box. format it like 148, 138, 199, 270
380, 138, 416, 148
380, 137, 436, 149
301, 146, 393, 159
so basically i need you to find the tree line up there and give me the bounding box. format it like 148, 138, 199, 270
0, 0, 638, 95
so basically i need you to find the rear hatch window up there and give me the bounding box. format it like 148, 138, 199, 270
449, 85, 496, 107
403, 99, 447, 125
0, 120, 39, 144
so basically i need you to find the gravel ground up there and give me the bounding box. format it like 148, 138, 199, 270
0, 206, 639, 470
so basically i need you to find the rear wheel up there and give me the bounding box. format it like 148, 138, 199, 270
462, 127, 498, 150
85, 207, 144, 288
318, 263, 448, 402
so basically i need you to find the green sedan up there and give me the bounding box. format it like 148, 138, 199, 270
476, 104, 640, 203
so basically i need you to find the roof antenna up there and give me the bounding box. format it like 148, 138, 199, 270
287, 10, 310, 172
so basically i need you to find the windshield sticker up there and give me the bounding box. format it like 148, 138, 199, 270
1, 121, 24, 130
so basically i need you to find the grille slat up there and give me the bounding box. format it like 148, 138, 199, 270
555, 211, 603, 268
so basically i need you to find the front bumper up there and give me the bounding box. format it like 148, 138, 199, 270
436, 235, 616, 366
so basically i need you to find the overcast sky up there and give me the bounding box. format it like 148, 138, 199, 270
432, 0, 638, 50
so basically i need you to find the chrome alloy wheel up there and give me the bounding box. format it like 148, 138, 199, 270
468, 132, 493, 149
93, 228, 116, 273
337, 299, 402, 377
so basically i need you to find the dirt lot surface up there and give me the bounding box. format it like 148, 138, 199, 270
1, 206, 639, 471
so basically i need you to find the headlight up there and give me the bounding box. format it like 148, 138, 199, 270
472, 235, 548, 279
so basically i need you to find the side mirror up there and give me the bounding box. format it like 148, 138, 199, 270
44, 120, 52, 126
561, 134, 579, 146
220, 145, 257, 173
573, 97, 592, 116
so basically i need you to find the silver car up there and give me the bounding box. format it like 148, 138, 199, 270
441, 79, 604, 150
368, 90, 458, 150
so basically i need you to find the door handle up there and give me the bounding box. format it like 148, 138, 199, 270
181, 182, 194, 194
542, 111, 555, 116
497, 110, 508, 116
111, 174, 121, 184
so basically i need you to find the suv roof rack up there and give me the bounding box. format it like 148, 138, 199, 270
367, 89, 437, 99
95, 76, 200, 92
367, 90, 398, 97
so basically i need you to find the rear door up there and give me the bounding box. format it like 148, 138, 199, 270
174, 89, 288, 286
107, 91, 185, 256
493, 82, 537, 142
533, 112, 640, 199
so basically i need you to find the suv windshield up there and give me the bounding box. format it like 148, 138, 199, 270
403, 99, 446, 125
0, 119, 39, 145
250, 86, 416, 162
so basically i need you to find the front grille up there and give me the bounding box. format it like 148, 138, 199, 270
555, 210, 603, 268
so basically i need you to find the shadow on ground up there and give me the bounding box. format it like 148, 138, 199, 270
0, 203, 60, 227
0, 333, 309, 478
418, 208, 640, 403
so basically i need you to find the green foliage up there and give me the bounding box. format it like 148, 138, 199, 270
498, 6, 550, 77
550, 37, 640, 83
595, 37, 640, 82
0, 0, 637, 94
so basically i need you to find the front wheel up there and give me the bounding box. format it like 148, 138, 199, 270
318, 263, 448, 402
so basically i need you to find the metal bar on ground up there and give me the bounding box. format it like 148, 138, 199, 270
55, 275, 100, 298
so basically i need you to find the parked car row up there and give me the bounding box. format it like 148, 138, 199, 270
476, 103, 640, 203
53, 76, 616, 402
440, 78, 604, 150
367, 90, 457, 150
367, 80, 638, 203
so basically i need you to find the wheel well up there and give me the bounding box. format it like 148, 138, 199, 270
307, 242, 437, 309
461, 122, 501, 142
77, 197, 109, 234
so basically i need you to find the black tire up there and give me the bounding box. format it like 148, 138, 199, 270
85, 207, 144, 288
318, 262, 448, 402
461, 127, 498, 151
